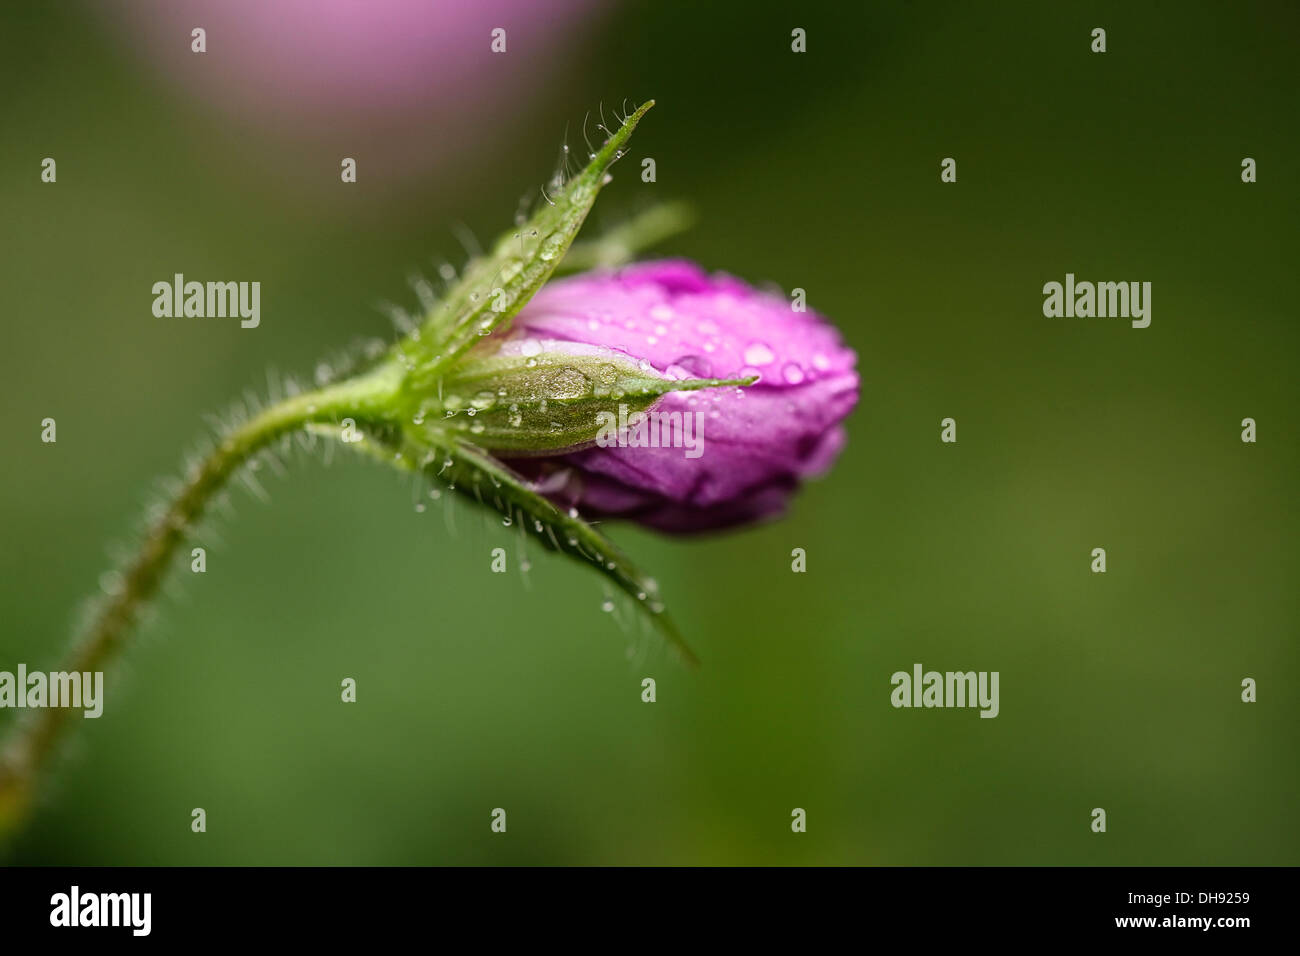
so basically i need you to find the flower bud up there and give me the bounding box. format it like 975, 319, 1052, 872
495, 260, 859, 533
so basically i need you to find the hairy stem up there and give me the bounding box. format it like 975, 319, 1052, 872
0, 361, 403, 841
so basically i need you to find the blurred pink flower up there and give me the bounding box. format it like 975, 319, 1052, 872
103, 0, 604, 186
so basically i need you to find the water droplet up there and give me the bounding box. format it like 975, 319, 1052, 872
519, 339, 543, 357
812, 352, 831, 372
743, 342, 775, 365
414, 503, 426, 513
782, 362, 806, 385
601, 600, 615, 612
539, 233, 565, 261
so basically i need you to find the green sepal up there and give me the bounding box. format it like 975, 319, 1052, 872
395, 101, 656, 392
436, 438, 700, 666
427, 346, 755, 454
319, 423, 699, 666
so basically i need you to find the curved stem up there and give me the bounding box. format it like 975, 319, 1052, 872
0, 362, 402, 841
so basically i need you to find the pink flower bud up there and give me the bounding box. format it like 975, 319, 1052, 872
502, 260, 859, 532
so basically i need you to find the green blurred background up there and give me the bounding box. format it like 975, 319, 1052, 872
2, 0, 1296, 865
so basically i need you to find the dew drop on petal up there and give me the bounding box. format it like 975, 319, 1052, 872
743, 342, 775, 365
782, 362, 806, 385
